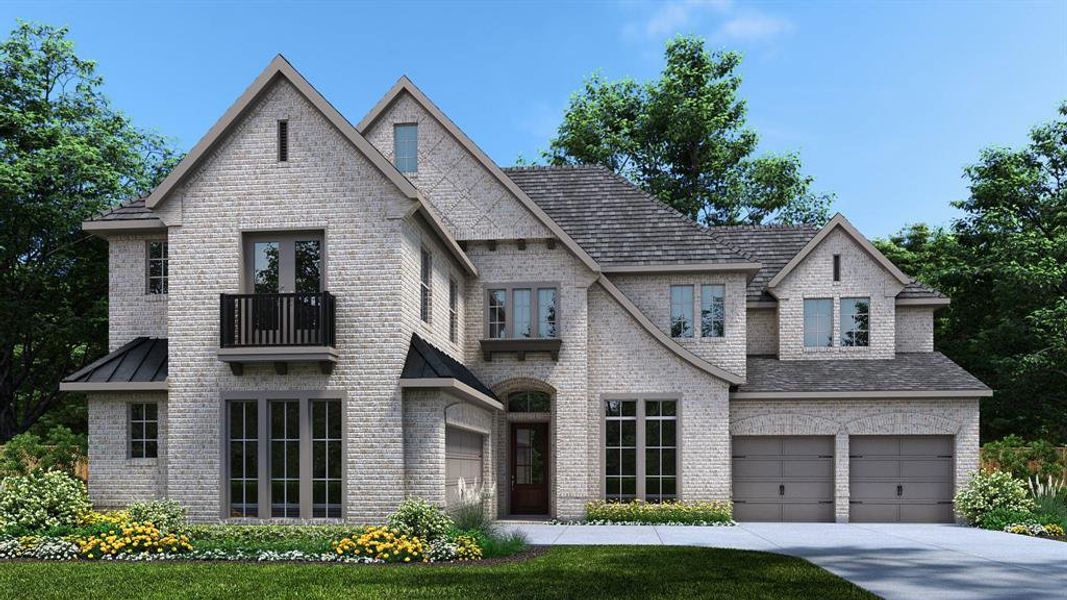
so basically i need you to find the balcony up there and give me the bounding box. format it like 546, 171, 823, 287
218, 292, 337, 375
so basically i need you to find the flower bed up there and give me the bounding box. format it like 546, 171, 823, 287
557, 500, 734, 526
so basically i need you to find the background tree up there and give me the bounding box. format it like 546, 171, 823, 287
0, 21, 179, 441
547, 36, 832, 226
876, 102, 1067, 442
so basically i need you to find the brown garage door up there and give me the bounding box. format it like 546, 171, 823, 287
445, 427, 484, 507
850, 435, 954, 523
732, 436, 834, 522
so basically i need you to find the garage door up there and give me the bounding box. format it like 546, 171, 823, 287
732, 436, 834, 522
850, 435, 954, 523
445, 427, 484, 507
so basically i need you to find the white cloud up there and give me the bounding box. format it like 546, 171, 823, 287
622, 0, 792, 44
716, 13, 793, 41
644, 0, 731, 38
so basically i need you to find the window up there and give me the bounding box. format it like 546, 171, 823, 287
129, 402, 158, 459
311, 399, 342, 518
420, 248, 432, 323
394, 123, 418, 173
604, 398, 678, 502
700, 284, 725, 338
840, 297, 870, 347
226, 395, 343, 520
277, 120, 289, 162
833, 254, 841, 282
448, 278, 458, 343
669, 285, 693, 338
270, 400, 300, 518
484, 285, 559, 338
147, 241, 168, 294
228, 400, 258, 517
507, 391, 551, 413
804, 298, 833, 347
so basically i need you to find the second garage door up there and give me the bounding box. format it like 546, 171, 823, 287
850, 435, 954, 523
445, 427, 484, 508
732, 436, 834, 522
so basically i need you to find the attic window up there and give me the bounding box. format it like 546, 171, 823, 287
394, 123, 417, 173
833, 254, 841, 282
277, 120, 289, 162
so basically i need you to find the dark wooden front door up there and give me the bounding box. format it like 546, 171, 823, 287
510, 423, 549, 515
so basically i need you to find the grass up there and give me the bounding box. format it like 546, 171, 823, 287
0, 545, 875, 600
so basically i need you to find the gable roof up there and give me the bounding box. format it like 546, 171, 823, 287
356, 76, 601, 273
766, 213, 911, 290
735, 352, 991, 398
60, 337, 168, 391
505, 165, 759, 270
710, 224, 820, 302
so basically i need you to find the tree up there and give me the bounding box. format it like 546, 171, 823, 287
0, 22, 179, 441
547, 36, 832, 226
875, 102, 1067, 442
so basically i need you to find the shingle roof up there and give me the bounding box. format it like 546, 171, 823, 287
91, 197, 156, 222
63, 337, 168, 384
504, 165, 755, 266
401, 334, 497, 399
738, 352, 989, 394
708, 225, 819, 302
899, 281, 947, 300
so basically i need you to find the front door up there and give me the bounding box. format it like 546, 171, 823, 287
242, 232, 324, 345
510, 422, 549, 515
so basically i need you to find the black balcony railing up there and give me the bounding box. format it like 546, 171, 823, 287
220, 292, 336, 348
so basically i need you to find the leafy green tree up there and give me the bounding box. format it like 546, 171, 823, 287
0, 22, 179, 440
547, 36, 832, 226
876, 102, 1067, 442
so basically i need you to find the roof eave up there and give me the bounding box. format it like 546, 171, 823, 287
601, 262, 762, 274
896, 297, 951, 307
60, 381, 169, 392
399, 377, 504, 412
731, 389, 992, 400
82, 218, 166, 235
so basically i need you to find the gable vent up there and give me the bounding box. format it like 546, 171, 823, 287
277, 120, 289, 162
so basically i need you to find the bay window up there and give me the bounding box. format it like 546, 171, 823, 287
485, 285, 558, 338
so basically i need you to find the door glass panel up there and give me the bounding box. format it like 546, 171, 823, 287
295, 240, 322, 293
254, 242, 280, 294
514, 426, 544, 485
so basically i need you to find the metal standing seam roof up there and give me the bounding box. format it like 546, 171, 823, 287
62, 337, 168, 384
401, 334, 497, 400
738, 352, 990, 394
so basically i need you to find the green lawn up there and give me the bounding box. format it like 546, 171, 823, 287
0, 545, 874, 600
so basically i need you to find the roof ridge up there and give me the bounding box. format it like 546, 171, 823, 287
502, 163, 608, 172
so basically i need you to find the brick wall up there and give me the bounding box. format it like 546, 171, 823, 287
108, 234, 167, 350
746, 307, 778, 356
895, 306, 935, 352
86, 392, 167, 508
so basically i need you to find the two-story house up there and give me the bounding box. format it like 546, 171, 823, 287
62, 56, 990, 524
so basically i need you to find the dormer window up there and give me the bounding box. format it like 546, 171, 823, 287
394, 123, 418, 173
277, 120, 289, 162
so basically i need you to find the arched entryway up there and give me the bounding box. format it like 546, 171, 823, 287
494, 379, 555, 517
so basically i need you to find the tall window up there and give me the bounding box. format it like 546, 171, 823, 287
270, 400, 300, 518
448, 278, 458, 343
311, 399, 342, 518
147, 241, 168, 294
804, 298, 833, 347
129, 402, 158, 459
277, 120, 289, 162
420, 248, 432, 323
228, 400, 258, 517
669, 285, 693, 338
832, 254, 841, 282
394, 123, 418, 173
485, 285, 558, 338
700, 284, 725, 338
604, 399, 637, 501
644, 400, 677, 503
840, 297, 870, 347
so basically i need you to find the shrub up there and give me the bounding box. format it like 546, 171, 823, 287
979, 506, 1037, 531
127, 500, 187, 533
584, 500, 733, 524
185, 524, 356, 545
982, 435, 1066, 479
75, 522, 193, 558
1044, 523, 1065, 537
0, 426, 87, 479
387, 497, 453, 541
0, 470, 90, 531
332, 526, 424, 563
954, 470, 1035, 527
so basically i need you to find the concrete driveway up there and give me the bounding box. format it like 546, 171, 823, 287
499, 521, 1067, 600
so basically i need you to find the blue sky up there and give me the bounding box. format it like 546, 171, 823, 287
2, 0, 1065, 238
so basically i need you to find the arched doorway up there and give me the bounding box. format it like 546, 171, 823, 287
495, 382, 554, 517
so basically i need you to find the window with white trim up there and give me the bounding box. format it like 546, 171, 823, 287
840, 297, 870, 347
669, 285, 693, 338
147, 241, 168, 294
394, 123, 417, 173
604, 398, 678, 502
129, 402, 158, 459
804, 298, 833, 347
700, 284, 725, 338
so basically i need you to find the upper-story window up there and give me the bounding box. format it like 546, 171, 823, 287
448, 278, 458, 343
485, 285, 558, 338
803, 298, 833, 347
147, 241, 168, 294
394, 123, 418, 173
277, 120, 289, 162
840, 297, 870, 347
420, 248, 432, 324
669, 285, 693, 338
700, 284, 725, 338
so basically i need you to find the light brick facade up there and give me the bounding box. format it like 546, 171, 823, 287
83, 63, 982, 524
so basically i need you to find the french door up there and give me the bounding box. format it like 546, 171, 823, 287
242, 232, 324, 345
